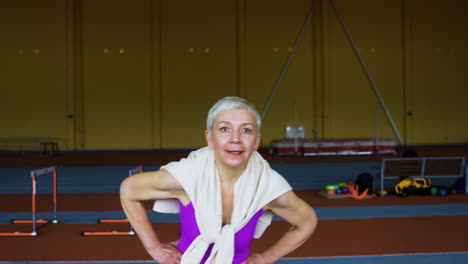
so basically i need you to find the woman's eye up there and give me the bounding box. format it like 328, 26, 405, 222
242, 128, 252, 133
220, 127, 229, 132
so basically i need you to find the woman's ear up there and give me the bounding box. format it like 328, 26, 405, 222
255, 135, 261, 150
205, 130, 213, 148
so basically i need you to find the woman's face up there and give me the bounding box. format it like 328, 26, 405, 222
205, 108, 261, 171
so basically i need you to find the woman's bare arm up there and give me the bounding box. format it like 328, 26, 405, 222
247, 191, 317, 264
120, 169, 184, 264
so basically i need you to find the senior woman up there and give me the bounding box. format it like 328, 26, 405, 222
120, 96, 317, 264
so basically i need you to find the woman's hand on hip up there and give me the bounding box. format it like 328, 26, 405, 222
147, 243, 182, 264
242, 253, 268, 264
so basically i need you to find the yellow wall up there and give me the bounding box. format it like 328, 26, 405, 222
1, 0, 467, 150
160, 0, 238, 147
241, 0, 316, 146
323, 0, 406, 141
0, 0, 73, 148
404, 0, 468, 144
80, 0, 156, 149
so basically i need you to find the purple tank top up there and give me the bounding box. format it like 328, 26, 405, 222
177, 202, 263, 264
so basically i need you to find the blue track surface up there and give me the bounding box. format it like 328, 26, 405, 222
1, 203, 468, 224
1, 163, 460, 194
1, 252, 467, 264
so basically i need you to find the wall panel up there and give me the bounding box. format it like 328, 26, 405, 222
159, 0, 238, 148
0, 0, 72, 149
81, 0, 153, 149
405, 0, 468, 144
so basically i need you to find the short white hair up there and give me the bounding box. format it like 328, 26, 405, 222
206, 96, 261, 134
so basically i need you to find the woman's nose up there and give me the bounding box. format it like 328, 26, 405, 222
230, 130, 241, 143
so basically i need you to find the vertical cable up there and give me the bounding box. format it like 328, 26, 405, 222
261, 5, 315, 121
327, 0, 404, 145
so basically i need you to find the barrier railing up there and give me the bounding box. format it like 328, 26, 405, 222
380, 157, 466, 195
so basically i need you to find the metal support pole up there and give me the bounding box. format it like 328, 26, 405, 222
261, 3, 315, 121
380, 161, 384, 196
327, 0, 405, 145
52, 170, 58, 223
31, 174, 37, 236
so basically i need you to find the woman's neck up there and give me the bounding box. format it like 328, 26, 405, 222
215, 161, 246, 184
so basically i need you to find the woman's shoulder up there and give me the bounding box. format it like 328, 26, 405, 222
263, 190, 295, 211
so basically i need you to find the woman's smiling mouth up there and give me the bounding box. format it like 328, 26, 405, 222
226, 150, 244, 155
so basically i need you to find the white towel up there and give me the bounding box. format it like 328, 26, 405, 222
153, 147, 292, 264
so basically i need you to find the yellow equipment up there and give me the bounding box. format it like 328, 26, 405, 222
395, 177, 432, 197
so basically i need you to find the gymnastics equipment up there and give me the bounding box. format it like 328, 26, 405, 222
0, 166, 58, 237
380, 157, 466, 196
81, 165, 143, 236
271, 138, 396, 156
261, 0, 404, 145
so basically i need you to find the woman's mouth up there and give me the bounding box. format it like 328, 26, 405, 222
226, 150, 244, 155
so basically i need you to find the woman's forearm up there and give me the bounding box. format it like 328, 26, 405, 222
260, 198, 318, 264
120, 178, 161, 250
121, 198, 161, 250
120, 175, 183, 264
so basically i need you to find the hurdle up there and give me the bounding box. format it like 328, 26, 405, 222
0, 166, 58, 237
81, 165, 143, 236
